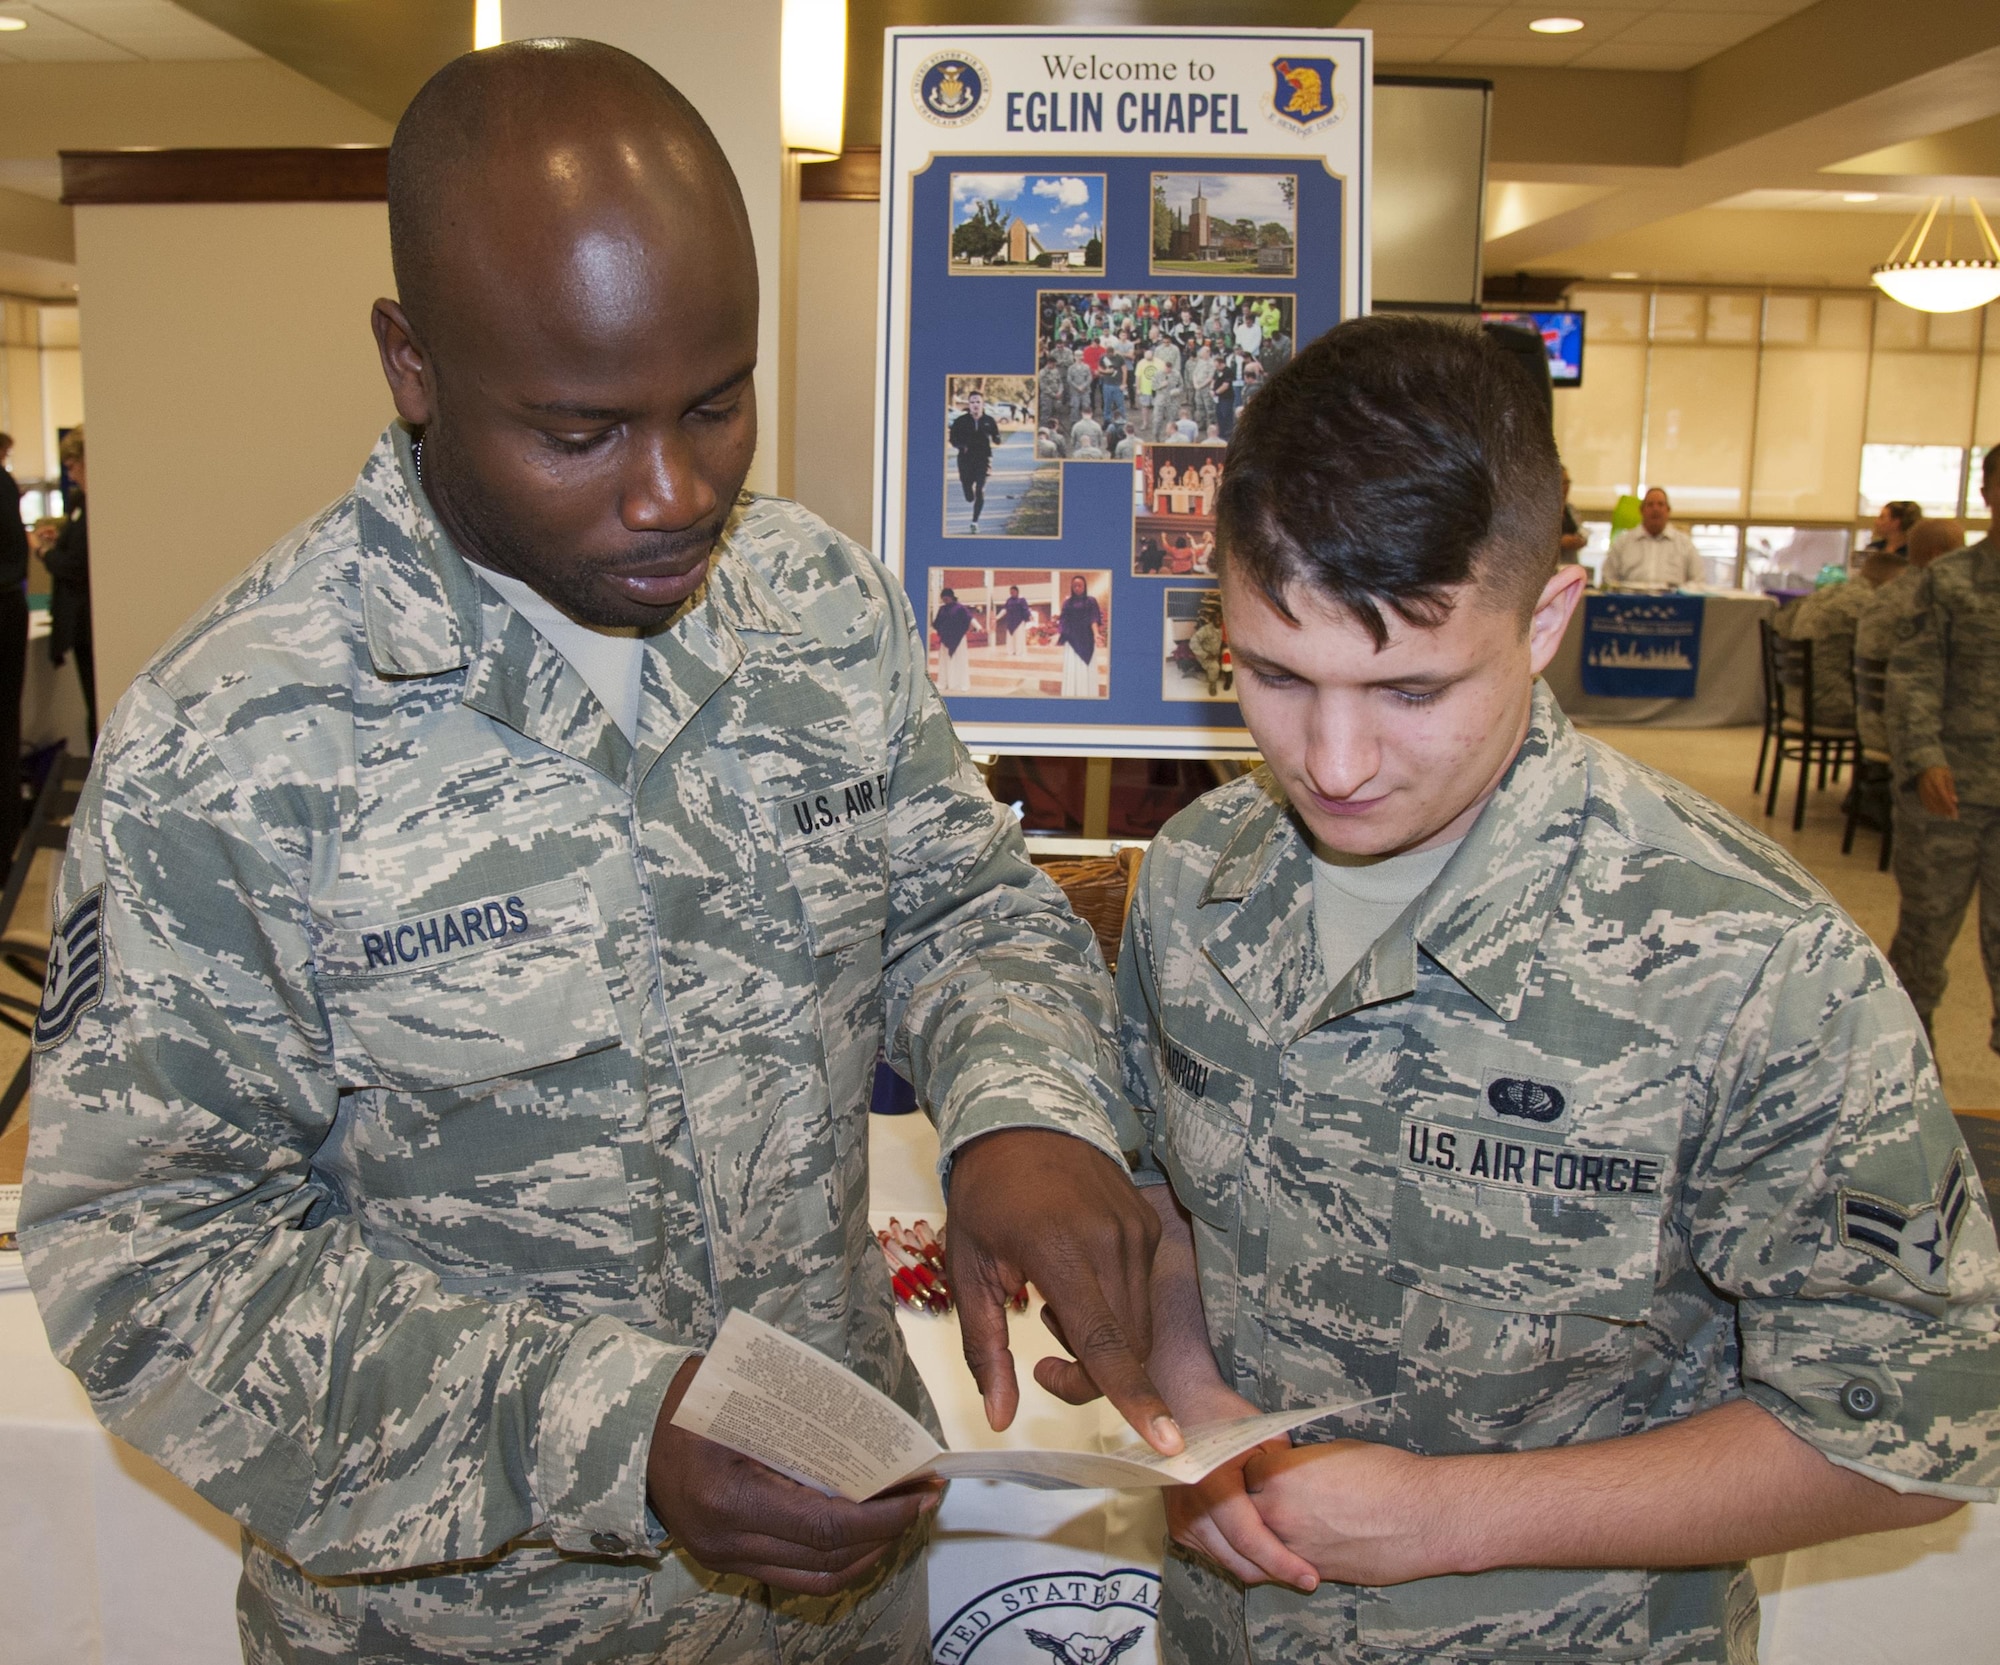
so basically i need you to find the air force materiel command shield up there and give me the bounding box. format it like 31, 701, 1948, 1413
1838, 1150, 1975, 1295
35, 885, 104, 1050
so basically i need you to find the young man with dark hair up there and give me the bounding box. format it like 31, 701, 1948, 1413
1098, 316, 2000, 1663
949, 387, 1001, 533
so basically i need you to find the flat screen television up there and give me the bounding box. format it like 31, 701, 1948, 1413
1481, 308, 1584, 388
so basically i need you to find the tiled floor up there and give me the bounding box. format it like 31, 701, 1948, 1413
2, 722, 1996, 1190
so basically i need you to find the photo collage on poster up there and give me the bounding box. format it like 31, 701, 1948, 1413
917, 157, 1323, 713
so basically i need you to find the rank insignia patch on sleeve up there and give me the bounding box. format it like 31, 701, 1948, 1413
1837, 1150, 1974, 1295
34, 885, 104, 1050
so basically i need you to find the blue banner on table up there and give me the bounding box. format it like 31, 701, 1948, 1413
1579, 595, 1705, 699
876, 25, 1371, 758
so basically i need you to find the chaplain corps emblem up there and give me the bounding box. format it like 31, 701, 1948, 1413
914, 50, 991, 126
932, 1569, 1159, 1664
1264, 55, 1345, 134
35, 885, 104, 1049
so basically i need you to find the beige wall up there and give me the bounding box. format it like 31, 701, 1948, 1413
76, 201, 396, 709
793, 198, 879, 548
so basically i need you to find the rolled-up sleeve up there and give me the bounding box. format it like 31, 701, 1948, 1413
1686, 906, 2000, 1500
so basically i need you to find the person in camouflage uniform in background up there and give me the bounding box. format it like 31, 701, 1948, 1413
20, 41, 1180, 1665
1780, 547, 1900, 730
1038, 353, 1067, 445
1888, 455, 2000, 1049
1856, 517, 1962, 756
1086, 318, 2000, 1665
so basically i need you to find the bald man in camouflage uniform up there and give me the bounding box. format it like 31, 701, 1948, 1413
1889, 454, 2000, 1049
20, 42, 1173, 1665
1104, 318, 2000, 1665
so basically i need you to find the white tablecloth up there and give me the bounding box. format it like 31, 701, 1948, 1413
3, 1114, 1995, 1663
23, 609, 92, 755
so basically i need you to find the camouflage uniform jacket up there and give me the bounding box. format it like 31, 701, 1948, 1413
21, 427, 1133, 1589
1855, 566, 1920, 755
1782, 576, 1872, 730
1120, 684, 2000, 1664
1889, 537, 2000, 801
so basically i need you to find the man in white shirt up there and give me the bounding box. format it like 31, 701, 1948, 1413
1602, 488, 1704, 588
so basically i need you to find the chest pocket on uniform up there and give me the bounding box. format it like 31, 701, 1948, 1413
765, 768, 891, 954
316, 876, 621, 1091
1389, 1112, 1665, 1323
1155, 1036, 1251, 1231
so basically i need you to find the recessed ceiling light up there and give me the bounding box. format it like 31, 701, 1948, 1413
0, 15, 29, 31
1529, 17, 1586, 33
1610, 271, 1640, 280
1843, 192, 1880, 203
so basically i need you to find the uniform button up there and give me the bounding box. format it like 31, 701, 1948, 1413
1839, 1380, 1881, 1421
590, 1531, 628, 1554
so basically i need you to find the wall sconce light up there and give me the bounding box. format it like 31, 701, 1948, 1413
782, 0, 847, 162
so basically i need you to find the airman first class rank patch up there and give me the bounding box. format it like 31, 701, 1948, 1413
34, 885, 104, 1050
1838, 1150, 1974, 1295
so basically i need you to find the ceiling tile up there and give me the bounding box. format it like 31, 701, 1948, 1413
0, 5, 137, 59
1565, 39, 1708, 68
1344, 2, 1502, 35
1654, 0, 1813, 12
1465, 7, 1647, 44
1607, 10, 1775, 48
1370, 34, 1454, 63
1436, 34, 1593, 66
28, 0, 255, 60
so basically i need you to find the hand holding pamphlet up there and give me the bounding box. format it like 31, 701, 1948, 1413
671, 1308, 1356, 1502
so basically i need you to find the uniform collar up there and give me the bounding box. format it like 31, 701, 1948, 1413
354, 424, 799, 783
1198, 683, 1587, 1042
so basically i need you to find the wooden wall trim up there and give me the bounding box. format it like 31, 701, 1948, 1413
61, 148, 390, 206
801, 147, 880, 203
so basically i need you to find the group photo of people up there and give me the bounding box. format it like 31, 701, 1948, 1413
941, 374, 1060, 539
1033, 289, 1295, 460
1132, 441, 1223, 576
926, 566, 1110, 699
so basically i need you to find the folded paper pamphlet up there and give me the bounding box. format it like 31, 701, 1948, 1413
671, 1307, 1352, 1502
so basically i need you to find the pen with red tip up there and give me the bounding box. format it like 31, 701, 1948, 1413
881, 1234, 951, 1312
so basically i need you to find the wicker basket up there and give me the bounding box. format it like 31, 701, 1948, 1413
1033, 849, 1142, 971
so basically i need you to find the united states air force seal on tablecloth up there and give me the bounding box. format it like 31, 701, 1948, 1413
933, 1569, 1160, 1664
914, 50, 991, 127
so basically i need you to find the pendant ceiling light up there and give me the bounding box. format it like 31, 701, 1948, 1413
1871, 197, 2000, 314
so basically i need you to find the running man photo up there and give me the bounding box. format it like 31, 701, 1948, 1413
943, 375, 1061, 538
950, 388, 1002, 533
